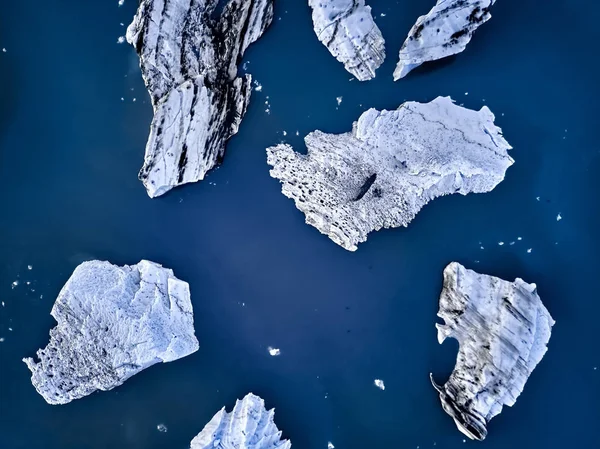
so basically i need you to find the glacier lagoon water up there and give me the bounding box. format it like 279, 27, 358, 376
0, 1, 599, 448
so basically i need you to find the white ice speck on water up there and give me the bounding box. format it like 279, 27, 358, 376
464, 92, 468, 96
336, 96, 343, 106
536, 196, 540, 201
117, 36, 125, 44
518, 237, 523, 241
118, 0, 125, 6
27, 265, 32, 270
156, 424, 167, 433
1, 302, 4, 307
328, 442, 335, 449
380, 13, 386, 17
295, 131, 299, 136
557, 213, 562, 221
268, 347, 281, 356
11, 281, 18, 289
498, 242, 504, 246
254, 83, 263, 92
2, 48, 6, 53
527, 248, 533, 253
0, 338, 4, 343
374, 379, 385, 390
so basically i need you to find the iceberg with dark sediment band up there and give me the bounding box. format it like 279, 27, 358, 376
432, 262, 554, 440
126, 0, 274, 197
309, 0, 385, 81
394, 0, 497, 80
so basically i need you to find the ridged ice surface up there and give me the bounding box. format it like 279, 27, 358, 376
267, 96, 513, 251
394, 0, 497, 80
190, 393, 291, 449
432, 262, 554, 440
126, 0, 274, 197
23, 260, 199, 405
309, 0, 385, 81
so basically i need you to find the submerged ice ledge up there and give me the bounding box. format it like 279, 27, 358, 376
432, 262, 554, 440
309, 0, 385, 81
267, 96, 513, 251
126, 0, 274, 197
190, 393, 291, 448
394, 0, 497, 80
23, 260, 199, 405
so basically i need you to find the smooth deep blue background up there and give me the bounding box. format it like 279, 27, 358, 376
0, 1, 598, 448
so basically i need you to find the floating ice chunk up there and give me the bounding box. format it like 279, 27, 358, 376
336, 96, 343, 106
527, 248, 533, 253
27, 265, 33, 270
374, 379, 385, 390
498, 242, 504, 246
557, 213, 562, 221
328, 442, 335, 449
157, 424, 168, 433
11, 281, 18, 289
268, 347, 281, 356
117, 36, 125, 44
118, 0, 125, 6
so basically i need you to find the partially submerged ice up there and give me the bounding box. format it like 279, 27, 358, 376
190, 393, 291, 448
432, 262, 554, 440
23, 260, 199, 405
126, 0, 274, 197
267, 96, 513, 251
309, 0, 385, 81
394, 0, 497, 80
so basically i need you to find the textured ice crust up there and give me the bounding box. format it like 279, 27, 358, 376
23, 260, 199, 405
309, 0, 385, 81
394, 0, 497, 80
190, 393, 291, 448
267, 96, 513, 251
126, 0, 274, 197
432, 262, 554, 440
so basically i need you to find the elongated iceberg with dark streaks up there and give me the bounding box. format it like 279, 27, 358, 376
190, 393, 291, 448
394, 0, 497, 80
267, 96, 513, 251
432, 262, 554, 440
126, 0, 274, 197
23, 260, 199, 405
309, 0, 385, 81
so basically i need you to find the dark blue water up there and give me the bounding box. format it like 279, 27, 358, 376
1, 1, 598, 448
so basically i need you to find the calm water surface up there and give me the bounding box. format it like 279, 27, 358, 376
0, 1, 598, 448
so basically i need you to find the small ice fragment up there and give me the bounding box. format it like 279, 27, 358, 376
536, 197, 540, 201
557, 213, 562, 221
268, 347, 281, 356
11, 281, 18, 289
117, 36, 125, 44
1, 302, 4, 307
480, 246, 484, 250
464, 92, 468, 96
133, 98, 137, 102
518, 237, 523, 241
27, 265, 32, 270
118, 0, 125, 6
0, 338, 4, 343
120, 97, 124, 101
374, 379, 385, 390
336, 96, 343, 106
2, 48, 6, 53
527, 248, 533, 253
26, 281, 31, 285
254, 82, 263, 92
156, 424, 167, 432
295, 131, 299, 136
328, 443, 335, 449
510, 241, 515, 245
380, 13, 386, 17
498, 242, 504, 246
282, 131, 287, 136
8, 328, 12, 332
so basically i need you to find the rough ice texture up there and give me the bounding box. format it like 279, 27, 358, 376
309, 0, 385, 81
23, 260, 199, 405
190, 393, 291, 448
126, 0, 274, 197
266, 96, 513, 251
394, 0, 496, 80
432, 262, 554, 440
